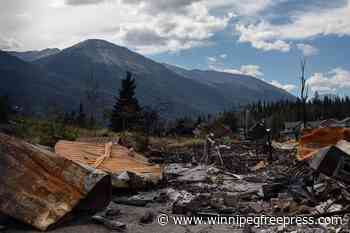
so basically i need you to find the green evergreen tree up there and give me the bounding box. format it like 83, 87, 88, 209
76, 102, 86, 128
110, 71, 142, 132
0, 96, 10, 123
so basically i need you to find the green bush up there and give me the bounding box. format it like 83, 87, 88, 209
14, 118, 79, 147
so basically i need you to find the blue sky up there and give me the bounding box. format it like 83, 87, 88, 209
1, 0, 350, 97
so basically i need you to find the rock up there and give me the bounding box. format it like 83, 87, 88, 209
92, 215, 126, 231
207, 166, 221, 175
93, 202, 121, 219
246, 201, 268, 213
112, 171, 147, 190
315, 200, 343, 214
139, 210, 155, 224
164, 163, 192, 178
172, 191, 196, 214
209, 197, 225, 209
105, 207, 121, 217
223, 192, 239, 207
172, 192, 210, 214
104, 203, 121, 217
177, 165, 209, 183
114, 191, 159, 207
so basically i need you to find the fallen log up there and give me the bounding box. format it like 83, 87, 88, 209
0, 133, 111, 231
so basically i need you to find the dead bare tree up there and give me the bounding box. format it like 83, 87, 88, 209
299, 58, 309, 128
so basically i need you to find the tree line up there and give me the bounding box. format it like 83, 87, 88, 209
3, 69, 349, 138
247, 93, 350, 135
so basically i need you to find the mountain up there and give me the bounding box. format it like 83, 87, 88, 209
0, 50, 75, 115
1, 39, 295, 118
164, 64, 294, 105
8, 48, 61, 62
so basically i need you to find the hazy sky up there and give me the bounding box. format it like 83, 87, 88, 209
1, 0, 350, 96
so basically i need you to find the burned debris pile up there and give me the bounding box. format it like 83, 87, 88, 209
55, 140, 162, 189
1, 127, 350, 232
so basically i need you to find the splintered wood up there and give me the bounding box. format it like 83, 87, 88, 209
94, 142, 113, 168
55, 140, 162, 179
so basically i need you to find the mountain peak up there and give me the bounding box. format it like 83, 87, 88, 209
73, 39, 122, 50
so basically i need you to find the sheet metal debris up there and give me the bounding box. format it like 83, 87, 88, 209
0, 133, 111, 231
308, 140, 350, 183
298, 128, 350, 161
55, 140, 162, 188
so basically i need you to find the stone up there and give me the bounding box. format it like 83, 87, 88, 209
139, 210, 155, 224
92, 215, 126, 231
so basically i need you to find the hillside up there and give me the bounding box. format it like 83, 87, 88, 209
1, 39, 295, 118
8, 48, 61, 62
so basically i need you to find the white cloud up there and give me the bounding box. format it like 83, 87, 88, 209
307, 68, 350, 94
204, 0, 273, 16
210, 63, 296, 92
0, 0, 232, 53
235, 22, 291, 52
124, 0, 273, 16
121, 0, 202, 15
219, 54, 227, 59
113, 3, 231, 54
64, 0, 109, 5
220, 65, 264, 78
269, 80, 296, 93
0, 36, 21, 50
2, 0, 349, 56
296, 43, 319, 56
207, 52, 264, 78
235, 1, 350, 52
207, 56, 217, 63
240, 65, 264, 77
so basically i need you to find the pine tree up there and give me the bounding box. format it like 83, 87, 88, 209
76, 102, 86, 128
110, 71, 142, 132
0, 96, 10, 123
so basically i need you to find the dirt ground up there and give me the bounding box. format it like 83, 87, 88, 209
3, 203, 242, 233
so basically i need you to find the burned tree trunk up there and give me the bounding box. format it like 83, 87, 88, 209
0, 133, 111, 231
299, 58, 309, 128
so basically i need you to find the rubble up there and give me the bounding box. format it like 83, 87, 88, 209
0, 133, 111, 231
298, 127, 350, 160
139, 210, 155, 224
4, 127, 350, 233
92, 202, 126, 231
92, 215, 126, 231
55, 140, 162, 189
113, 191, 160, 207
308, 140, 350, 183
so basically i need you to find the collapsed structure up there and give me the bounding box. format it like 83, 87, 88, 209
298, 128, 350, 161
299, 128, 350, 183
55, 140, 162, 189
2, 126, 350, 232
0, 133, 111, 231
